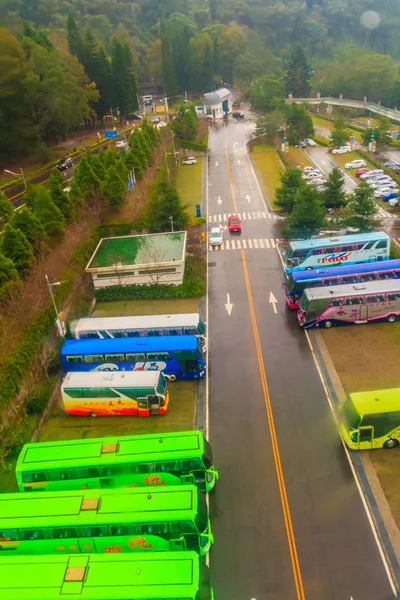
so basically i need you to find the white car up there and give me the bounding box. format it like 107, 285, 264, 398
303, 138, 317, 147
183, 156, 197, 165
374, 187, 397, 198
332, 146, 351, 155
209, 226, 223, 246
303, 170, 321, 180
115, 140, 129, 149
308, 178, 326, 186
388, 198, 399, 207
368, 179, 394, 189
360, 169, 384, 180
345, 159, 366, 169
303, 166, 317, 174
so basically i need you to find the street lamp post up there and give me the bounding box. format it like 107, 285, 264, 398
165, 151, 171, 182
4, 168, 26, 189
169, 215, 174, 232
45, 274, 68, 339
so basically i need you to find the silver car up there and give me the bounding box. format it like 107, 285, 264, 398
209, 226, 223, 246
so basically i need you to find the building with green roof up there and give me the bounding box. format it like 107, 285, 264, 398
86, 231, 187, 288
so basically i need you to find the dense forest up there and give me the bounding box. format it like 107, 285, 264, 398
2, 0, 400, 162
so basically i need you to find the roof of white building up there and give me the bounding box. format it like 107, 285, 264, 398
204, 88, 232, 105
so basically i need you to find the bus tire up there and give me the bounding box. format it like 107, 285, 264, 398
169, 374, 177, 382
384, 439, 398, 449
89, 411, 99, 418
324, 321, 333, 329
387, 314, 397, 323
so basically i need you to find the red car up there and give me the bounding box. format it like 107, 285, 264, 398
228, 214, 241, 233
356, 168, 369, 177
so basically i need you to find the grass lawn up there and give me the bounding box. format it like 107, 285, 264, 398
312, 115, 334, 131
286, 147, 312, 168
251, 145, 284, 210
176, 159, 203, 217
92, 298, 199, 318
39, 381, 198, 442
331, 151, 375, 171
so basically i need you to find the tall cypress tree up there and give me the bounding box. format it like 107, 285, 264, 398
285, 44, 313, 97
93, 46, 113, 120
160, 21, 177, 96
67, 14, 82, 59
1, 224, 34, 275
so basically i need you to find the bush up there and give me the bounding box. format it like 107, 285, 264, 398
314, 135, 329, 147
25, 378, 56, 416
95, 256, 206, 302
178, 139, 207, 152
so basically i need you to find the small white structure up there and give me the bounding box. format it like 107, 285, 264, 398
86, 231, 187, 289
203, 88, 233, 119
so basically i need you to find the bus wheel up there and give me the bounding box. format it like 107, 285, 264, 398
169, 374, 177, 382
384, 439, 398, 449
387, 314, 397, 323
89, 411, 99, 418
324, 321, 333, 329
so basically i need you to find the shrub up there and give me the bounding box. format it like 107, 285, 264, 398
26, 378, 56, 416
178, 139, 207, 152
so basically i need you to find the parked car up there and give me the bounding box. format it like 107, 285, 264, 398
228, 214, 242, 233
385, 161, 400, 168
182, 156, 197, 165
308, 178, 326, 186
381, 191, 399, 202
360, 169, 384, 180
388, 198, 399, 207
115, 140, 129, 149
152, 116, 161, 124
143, 95, 153, 106
232, 111, 244, 119
368, 179, 394, 189
303, 171, 321, 180
374, 187, 398, 198
209, 226, 223, 246
356, 168, 370, 177
303, 166, 317, 174
294, 141, 307, 148
57, 157, 73, 171
345, 159, 367, 170
303, 138, 317, 147
332, 146, 351, 155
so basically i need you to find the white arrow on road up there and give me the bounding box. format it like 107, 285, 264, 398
215, 161, 219, 167
225, 293, 233, 316
237, 160, 241, 166
269, 292, 278, 314
246, 194, 251, 203
233, 141, 238, 147
217, 196, 223, 205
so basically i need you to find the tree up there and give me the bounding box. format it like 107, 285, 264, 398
147, 39, 162, 84
0, 192, 13, 223
67, 14, 82, 59
284, 103, 314, 143
275, 167, 306, 213
74, 155, 101, 199
145, 177, 189, 232
172, 104, 199, 141
111, 39, 139, 117
125, 151, 144, 181
254, 112, 284, 138
342, 183, 380, 231
249, 75, 285, 112
331, 118, 351, 147
104, 166, 126, 207
321, 168, 347, 208
218, 22, 247, 84
130, 132, 149, 167
12, 208, 48, 256
91, 154, 106, 181
48, 168, 74, 223
284, 44, 313, 97
287, 185, 326, 238
160, 21, 177, 96
33, 187, 65, 240
189, 33, 214, 91
1, 224, 34, 275
0, 252, 18, 289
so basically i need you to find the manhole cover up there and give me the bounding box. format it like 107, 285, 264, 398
208, 262, 216, 267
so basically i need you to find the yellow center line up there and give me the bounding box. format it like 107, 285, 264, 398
223, 145, 305, 599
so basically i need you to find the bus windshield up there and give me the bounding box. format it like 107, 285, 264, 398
341, 398, 361, 430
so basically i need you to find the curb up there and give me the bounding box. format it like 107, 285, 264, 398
197, 155, 208, 433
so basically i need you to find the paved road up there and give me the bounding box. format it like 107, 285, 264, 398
207, 113, 395, 599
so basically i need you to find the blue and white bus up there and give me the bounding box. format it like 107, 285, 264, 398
61, 336, 206, 381
286, 259, 400, 309
283, 232, 390, 274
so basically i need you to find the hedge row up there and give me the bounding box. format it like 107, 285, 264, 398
314, 135, 330, 147
313, 113, 365, 134
178, 139, 207, 152
94, 255, 206, 302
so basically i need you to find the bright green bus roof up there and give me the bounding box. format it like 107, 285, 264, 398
349, 388, 400, 415
16, 430, 206, 474
0, 486, 198, 530
0, 552, 202, 599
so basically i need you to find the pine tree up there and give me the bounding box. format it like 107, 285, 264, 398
321, 168, 347, 208
48, 169, 75, 223
130, 133, 149, 167
12, 208, 48, 256
343, 183, 380, 231
125, 151, 144, 181
275, 168, 306, 214
74, 156, 101, 200
93, 46, 113, 121
146, 177, 189, 232
91, 154, 106, 180
67, 15, 82, 59
160, 21, 177, 96
0, 252, 18, 289
104, 166, 126, 208
111, 40, 139, 117
115, 157, 128, 184
0, 192, 13, 223
1, 223, 34, 275
285, 44, 313, 97
287, 185, 326, 238
33, 187, 65, 240
103, 148, 117, 168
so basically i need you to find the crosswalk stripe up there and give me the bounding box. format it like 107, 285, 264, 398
248, 213, 252, 220
267, 212, 272, 219
242, 239, 247, 249
270, 239, 276, 248
262, 212, 267, 218
231, 240, 236, 250
259, 239, 265, 248
225, 240, 230, 250
264, 238, 270, 248
237, 240, 242, 249
208, 238, 282, 251
254, 239, 259, 248
242, 213, 247, 220
248, 239, 253, 248
223, 214, 227, 221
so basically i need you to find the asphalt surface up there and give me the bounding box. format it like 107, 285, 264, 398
207, 113, 395, 599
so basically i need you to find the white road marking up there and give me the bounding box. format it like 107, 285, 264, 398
269, 292, 278, 314
259, 239, 265, 248
231, 240, 236, 250
253, 239, 259, 248
225, 240, 230, 250
248, 239, 253, 248
264, 238, 270, 248
225, 293, 233, 316
242, 239, 247, 249
270, 239, 276, 248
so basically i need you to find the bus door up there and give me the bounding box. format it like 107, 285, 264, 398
170, 537, 186, 551
356, 426, 374, 449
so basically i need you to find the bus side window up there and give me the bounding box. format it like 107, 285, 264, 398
88, 467, 100, 478
366, 295, 384, 303
180, 459, 190, 472
342, 276, 357, 284
155, 460, 179, 473
22, 472, 33, 483
130, 463, 151, 474
388, 293, 400, 301
378, 272, 391, 280
32, 471, 47, 482
111, 525, 127, 536
126, 352, 146, 362
66, 355, 84, 364
83, 354, 104, 364
52, 528, 77, 539
103, 466, 122, 476
141, 523, 168, 535
376, 240, 388, 250
104, 353, 124, 363
364, 242, 375, 250
179, 521, 196, 533
189, 459, 203, 470
127, 524, 140, 535
50, 470, 69, 481
169, 522, 180, 534
329, 299, 342, 307
21, 529, 45, 541
0, 529, 18, 541
146, 352, 171, 361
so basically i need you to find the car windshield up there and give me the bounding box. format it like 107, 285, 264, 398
211, 231, 221, 239
230, 218, 240, 224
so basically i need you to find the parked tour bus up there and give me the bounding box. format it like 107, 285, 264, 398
60, 336, 206, 381
0, 551, 214, 600
340, 388, 400, 450
298, 279, 400, 329
61, 371, 169, 417
16, 430, 218, 493
72, 314, 206, 344
283, 232, 390, 274
286, 259, 400, 309
0, 485, 213, 556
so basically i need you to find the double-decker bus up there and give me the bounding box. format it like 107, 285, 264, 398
283, 232, 390, 274
61, 336, 206, 381
0, 551, 214, 600
73, 314, 206, 343
298, 279, 400, 329
286, 259, 400, 309
340, 388, 400, 450
0, 485, 213, 556
61, 371, 169, 417
16, 430, 218, 493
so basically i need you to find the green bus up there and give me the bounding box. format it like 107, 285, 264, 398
0, 485, 213, 557
16, 430, 218, 493
340, 388, 400, 450
0, 551, 214, 600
